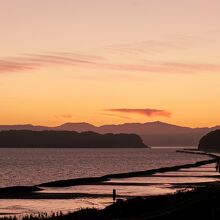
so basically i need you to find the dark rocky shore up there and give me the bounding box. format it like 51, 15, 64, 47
199, 129, 220, 151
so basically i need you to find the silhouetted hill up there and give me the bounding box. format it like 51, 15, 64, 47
0, 124, 48, 131
0, 121, 219, 146
98, 121, 191, 134
0, 121, 195, 133
0, 130, 147, 148
54, 122, 96, 132
198, 129, 220, 151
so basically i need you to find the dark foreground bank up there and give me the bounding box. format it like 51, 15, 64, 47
1, 185, 220, 220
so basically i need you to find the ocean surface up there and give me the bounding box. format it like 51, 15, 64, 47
0, 147, 208, 187
0, 147, 218, 216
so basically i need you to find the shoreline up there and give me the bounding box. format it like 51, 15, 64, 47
38, 150, 217, 188
0, 151, 217, 198
1, 184, 220, 220
0, 150, 219, 219
0, 149, 219, 195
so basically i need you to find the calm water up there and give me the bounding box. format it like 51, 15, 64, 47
1, 148, 219, 216
0, 148, 208, 187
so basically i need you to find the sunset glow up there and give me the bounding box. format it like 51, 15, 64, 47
1, 0, 220, 127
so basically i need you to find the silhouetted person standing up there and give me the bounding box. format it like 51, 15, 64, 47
113, 189, 116, 202
216, 161, 220, 172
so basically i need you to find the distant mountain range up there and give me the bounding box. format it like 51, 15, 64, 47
0, 121, 219, 147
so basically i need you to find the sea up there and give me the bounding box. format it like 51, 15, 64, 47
0, 147, 218, 216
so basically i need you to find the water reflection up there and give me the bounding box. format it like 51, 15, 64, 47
0, 164, 218, 216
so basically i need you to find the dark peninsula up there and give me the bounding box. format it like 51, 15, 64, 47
198, 129, 220, 151
0, 130, 147, 148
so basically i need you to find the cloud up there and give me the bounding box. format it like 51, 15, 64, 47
1, 45, 220, 75
2, 54, 220, 75
97, 61, 220, 74
105, 108, 171, 118
0, 53, 101, 74
61, 114, 72, 119
54, 114, 73, 120
101, 113, 131, 119
104, 38, 192, 56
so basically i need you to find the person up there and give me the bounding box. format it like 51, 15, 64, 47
113, 189, 116, 202
216, 161, 220, 172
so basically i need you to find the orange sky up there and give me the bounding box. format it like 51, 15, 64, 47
0, 0, 220, 127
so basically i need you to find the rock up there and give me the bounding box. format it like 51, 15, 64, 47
198, 129, 220, 151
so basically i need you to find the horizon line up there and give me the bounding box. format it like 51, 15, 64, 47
0, 120, 217, 129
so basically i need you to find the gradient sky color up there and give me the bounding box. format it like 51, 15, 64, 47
0, 0, 220, 127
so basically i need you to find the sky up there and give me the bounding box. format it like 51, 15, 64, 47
0, 0, 220, 127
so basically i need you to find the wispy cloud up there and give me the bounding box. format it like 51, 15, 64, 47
1, 41, 220, 75
105, 108, 171, 118
98, 61, 220, 74
54, 114, 73, 120
101, 113, 131, 120
1, 52, 220, 75
104, 38, 192, 56
61, 114, 72, 119
0, 52, 101, 74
